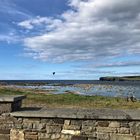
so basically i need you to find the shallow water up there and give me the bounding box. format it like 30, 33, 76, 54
14, 84, 140, 99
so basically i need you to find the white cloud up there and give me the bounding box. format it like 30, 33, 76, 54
0, 33, 19, 44
0, 0, 31, 19
18, 16, 63, 31
19, 0, 140, 64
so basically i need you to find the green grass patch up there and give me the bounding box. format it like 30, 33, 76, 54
0, 86, 140, 109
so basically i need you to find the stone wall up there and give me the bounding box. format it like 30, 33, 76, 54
0, 95, 26, 114
0, 96, 140, 140
9, 117, 140, 140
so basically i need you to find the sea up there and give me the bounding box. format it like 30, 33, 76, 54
0, 80, 140, 99
0, 80, 140, 86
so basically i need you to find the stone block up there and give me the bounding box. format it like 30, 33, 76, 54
64, 120, 70, 126
88, 138, 97, 140
118, 127, 130, 134
60, 134, 72, 140
71, 136, 88, 140
25, 134, 38, 140
32, 122, 40, 130
25, 132, 38, 135
84, 132, 96, 138
81, 126, 96, 135
82, 121, 97, 127
0, 134, 10, 140
97, 121, 109, 127
10, 129, 24, 140
13, 123, 23, 129
0, 95, 26, 113
51, 133, 61, 139
63, 124, 81, 130
120, 121, 129, 128
23, 118, 40, 123
136, 136, 140, 140
96, 127, 117, 133
70, 120, 82, 126
109, 122, 120, 128
38, 123, 46, 131
38, 133, 51, 139
110, 134, 135, 140
45, 119, 64, 126
97, 133, 110, 140
130, 122, 140, 135
23, 122, 33, 129
46, 126, 62, 134
61, 129, 80, 135
0, 129, 10, 134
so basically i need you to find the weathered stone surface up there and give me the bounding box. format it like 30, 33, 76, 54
60, 134, 72, 140
97, 121, 109, 127
97, 127, 117, 133
13, 123, 23, 129
23, 122, 33, 129
38, 133, 51, 139
110, 134, 135, 140
70, 120, 82, 126
82, 121, 97, 127
38, 123, 46, 131
62, 130, 80, 135
118, 127, 130, 134
136, 136, 140, 140
109, 122, 120, 128
130, 122, 140, 135
0, 95, 26, 102
45, 119, 64, 125
23, 118, 40, 123
97, 133, 110, 140
64, 120, 70, 126
0, 134, 10, 140
32, 122, 40, 129
10, 129, 24, 140
71, 136, 88, 140
120, 121, 129, 128
63, 124, 81, 130
81, 126, 95, 133
25, 134, 38, 140
1, 108, 140, 140
11, 108, 140, 120
51, 133, 61, 139
0, 103, 12, 114
88, 138, 97, 140
0, 129, 10, 134
46, 125, 62, 133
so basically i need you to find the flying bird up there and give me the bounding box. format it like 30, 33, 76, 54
53, 72, 55, 75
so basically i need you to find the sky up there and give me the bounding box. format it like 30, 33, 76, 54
0, 0, 140, 80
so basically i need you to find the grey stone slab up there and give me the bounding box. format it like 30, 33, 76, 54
10, 108, 140, 120
0, 95, 26, 102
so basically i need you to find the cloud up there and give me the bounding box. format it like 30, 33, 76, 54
94, 61, 140, 68
0, 33, 19, 44
0, 0, 31, 19
17, 0, 140, 65
17, 16, 63, 33
17, 16, 50, 29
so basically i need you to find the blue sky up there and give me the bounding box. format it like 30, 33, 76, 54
0, 0, 140, 80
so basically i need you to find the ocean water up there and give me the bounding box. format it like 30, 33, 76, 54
0, 80, 140, 85
3, 80, 140, 99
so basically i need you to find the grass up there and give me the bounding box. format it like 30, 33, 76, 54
0, 86, 140, 109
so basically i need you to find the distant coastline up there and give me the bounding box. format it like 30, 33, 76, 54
0, 79, 140, 86
99, 76, 140, 81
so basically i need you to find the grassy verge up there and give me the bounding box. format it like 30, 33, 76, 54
0, 86, 140, 109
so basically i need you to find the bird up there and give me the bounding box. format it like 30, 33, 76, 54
53, 72, 55, 75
